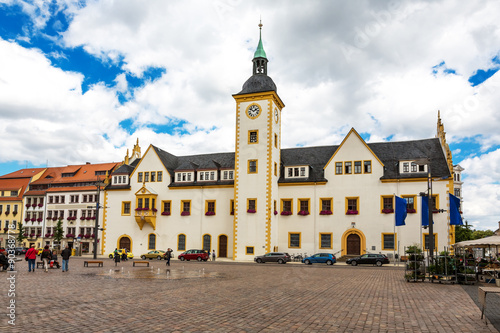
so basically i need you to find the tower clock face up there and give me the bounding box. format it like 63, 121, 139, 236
247, 104, 261, 119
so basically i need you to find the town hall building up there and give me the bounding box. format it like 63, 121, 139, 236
101, 27, 456, 261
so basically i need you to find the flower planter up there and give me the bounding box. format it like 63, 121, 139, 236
247, 209, 256, 213
346, 210, 358, 215
205, 211, 215, 216
298, 210, 309, 216
280, 211, 292, 216
320, 210, 333, 215
382, 209, 394, 214
406, 209, 416, 213
161, 211, 171, 216
181, 211, 190, 216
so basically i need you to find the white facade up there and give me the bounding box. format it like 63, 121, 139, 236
102, 32, 456, 260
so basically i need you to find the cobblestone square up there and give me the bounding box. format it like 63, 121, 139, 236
1, 258, 498, 332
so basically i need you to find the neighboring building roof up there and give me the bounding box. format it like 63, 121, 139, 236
0, 178, 30, 201
0, 168, 46, 179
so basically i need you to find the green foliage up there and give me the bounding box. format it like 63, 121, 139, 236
454, 220, 494, 242
16, 222, 27, 244
472, 229, 494, 240
406, 244, 422, 254
53, 218, 64, 243
455, 222, 473, 242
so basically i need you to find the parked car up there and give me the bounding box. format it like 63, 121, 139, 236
108, 248, 134, 259
254, 252, 291, 264
140, 250, 166, 260
302, 253, 336, 265
178, 249, 209, 261
346, 254, 390, 266
14, 247, 27, 255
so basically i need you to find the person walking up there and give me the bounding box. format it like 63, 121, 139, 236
114, 248, 120, 266
40, 245, 52, 272
25, 244, 37, 272
212, 249, 216, 262
166, 248, 172, 266
61, 245, 71, 272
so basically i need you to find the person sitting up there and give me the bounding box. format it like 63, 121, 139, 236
50, 250, 61, 269
0, 251, 9, 271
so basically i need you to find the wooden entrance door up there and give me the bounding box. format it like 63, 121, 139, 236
119, 237, 131, 251
346, 234, 361, 255
218, 235, 227, 257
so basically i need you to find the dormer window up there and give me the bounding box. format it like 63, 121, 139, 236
198, 171, 216, 181
176, 172, 193, 182
222, 170, 234, 180
401, 160, 427, 173
286, 166, 308, 179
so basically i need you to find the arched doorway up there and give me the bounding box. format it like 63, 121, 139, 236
346, 234, 360, 255
341, 229, 366, 257
218, 235, 228, 258
119, 236, 131, 251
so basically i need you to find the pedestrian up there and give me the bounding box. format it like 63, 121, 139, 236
0, 251, 9, 271
41, 245, 52, 272
212, 249, 216, 262
61, 245, 71, 272
25, 244, 37, 272
166, 248, 172, 266
114, 248, 120, 266
50, 250, 61, 268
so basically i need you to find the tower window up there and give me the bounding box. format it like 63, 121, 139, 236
249, 130, 258, 143
248, 160, 258, 173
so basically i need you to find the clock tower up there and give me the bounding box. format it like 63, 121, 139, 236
232, 22, 285, 259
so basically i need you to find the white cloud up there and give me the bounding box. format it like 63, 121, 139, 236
1, 0, 500, 230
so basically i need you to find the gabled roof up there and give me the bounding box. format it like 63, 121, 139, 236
280, 146, 338, 183
0, 168, 46, 179
0, 178, 30, 201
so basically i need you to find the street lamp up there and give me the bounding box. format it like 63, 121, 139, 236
91, 181, 106, 260
415, 158, 435, 259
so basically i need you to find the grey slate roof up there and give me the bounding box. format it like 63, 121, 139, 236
109, 137, 450, 188
235, 74, 277, 95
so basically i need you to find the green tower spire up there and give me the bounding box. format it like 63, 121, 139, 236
253, 20, 267, 59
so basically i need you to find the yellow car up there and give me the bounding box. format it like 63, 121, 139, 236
108, 248, 133, 259
140, 250, 166, 260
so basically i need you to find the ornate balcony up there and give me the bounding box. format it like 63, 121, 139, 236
135, 208, 157, 230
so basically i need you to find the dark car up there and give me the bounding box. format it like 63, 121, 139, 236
254, 252, 291, 264
346, 254, 390, 266
178, 249, 209, 261
302, 253, 336, 265
14, 247, 27, 255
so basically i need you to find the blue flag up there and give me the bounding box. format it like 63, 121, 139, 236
449, 193, 463, 225
421, 196, 429, 226
395, 196, 407, 226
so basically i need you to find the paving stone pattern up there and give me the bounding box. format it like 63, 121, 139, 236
0, 258, 497, 333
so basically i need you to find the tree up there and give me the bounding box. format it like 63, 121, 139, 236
455, 220, 473, 243
16, 222, 27, 245
53, 218, 64, 246
472, 229, 494, 240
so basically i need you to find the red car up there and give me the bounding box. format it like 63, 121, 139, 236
178, 249, 209, 261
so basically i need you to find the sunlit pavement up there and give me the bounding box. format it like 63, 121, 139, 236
1, 257, 498, 332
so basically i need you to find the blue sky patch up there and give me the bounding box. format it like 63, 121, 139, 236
450, 135, 498, 163
359, 132, 371, 142
432, 61, 457, 76
468, 55, 500, 86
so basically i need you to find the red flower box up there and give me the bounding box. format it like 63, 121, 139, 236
274, 210, 278, 215
205, 211, 215, 216
247, 209, 256, 213
382, 208, 394, 214
407, 208, 416, 213
281, 211, 292, 216
298, 210, 309, 216
161, 211, 171, 216
181, 211, 190, 216
346, 210, 358, 215
320, 210, 333, 215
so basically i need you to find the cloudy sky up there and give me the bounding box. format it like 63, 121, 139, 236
0, 0, 499, 230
